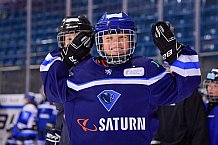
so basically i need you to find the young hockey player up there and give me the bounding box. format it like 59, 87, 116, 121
44, 15, 93, 145
6, 92, 38, 145
40, 12, 201, 145
203, 68, 218, 145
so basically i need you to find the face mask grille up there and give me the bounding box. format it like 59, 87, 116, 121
57, 30, 92, 48
95, 29, 136, 65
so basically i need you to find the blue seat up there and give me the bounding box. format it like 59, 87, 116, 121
14, 58, 25, 65
3, 59, 14, 66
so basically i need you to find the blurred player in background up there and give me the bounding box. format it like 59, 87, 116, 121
40, 12, 201, 145
37, 86, 57, 145
203, 68, 218, 145
6, 92, 38, 145
44, 15, 94, 145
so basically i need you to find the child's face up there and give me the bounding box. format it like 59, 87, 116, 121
64, 33, 77, 47
101, 33, 130, 56
207, 81, 218, 97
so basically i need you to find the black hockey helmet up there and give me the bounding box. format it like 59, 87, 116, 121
57, 15, 93, 48
203, 68, 218, 102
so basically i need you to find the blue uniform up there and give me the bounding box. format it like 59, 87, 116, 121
206, 102, 218, 145
8, 103, 38, 145
40, 46, 201, 145
37, 101, 57, 142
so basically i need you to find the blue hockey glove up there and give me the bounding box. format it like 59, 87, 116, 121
60, 31, 94, 68
151, 21, 185, 64
45, 128, 61, 145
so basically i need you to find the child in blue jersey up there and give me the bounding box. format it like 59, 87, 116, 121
203, 68, 218, 145
6, 92, 38, 145
40, 12, 201, 145
44, 15, 93, 145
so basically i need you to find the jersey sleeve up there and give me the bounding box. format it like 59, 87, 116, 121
40, 48, 74, 103
170, 46, 201, 97
16, 104, 37, 129
149, 46, 201, 105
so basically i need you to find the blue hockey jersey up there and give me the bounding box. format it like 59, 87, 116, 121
37, 101, 57, 130
11, 103, 38, 139
206, 103, 218, 145
37, 101, 57, 140
40, 46, 201, 145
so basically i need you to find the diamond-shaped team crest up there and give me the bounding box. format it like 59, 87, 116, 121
97, 90, 121, 112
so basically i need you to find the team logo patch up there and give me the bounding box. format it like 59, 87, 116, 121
124, 67, 144, 76
105, 69, 112, 75
97, 90, 121, 112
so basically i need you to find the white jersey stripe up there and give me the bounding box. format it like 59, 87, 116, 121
67, 71, 168, 91
171, 66, 201, 77
40, 53, 61, 72
177, 54, 199, 62
38, 104, 57, 110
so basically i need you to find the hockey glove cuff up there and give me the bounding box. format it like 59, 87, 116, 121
45, 128, 61, 145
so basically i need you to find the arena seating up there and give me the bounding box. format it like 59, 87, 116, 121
0, 0, 217, 66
